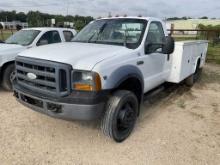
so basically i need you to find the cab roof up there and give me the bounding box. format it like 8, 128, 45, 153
96, 16, 163, 22
21, 27, 76, 32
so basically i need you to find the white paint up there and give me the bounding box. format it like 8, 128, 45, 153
0, 27, 77, 67
16, 17, 208, 93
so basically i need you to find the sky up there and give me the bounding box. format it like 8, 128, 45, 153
0, 0, 219, 18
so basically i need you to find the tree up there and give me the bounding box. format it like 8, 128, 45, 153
16, 12, 27, 22
0, 23, 4, 41
0, 10, 94, 30
27, 11, 44, 27
200, 16, 208, 19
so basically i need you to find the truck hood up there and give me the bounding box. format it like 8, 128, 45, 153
19, 42, 132, 70
0, 43, 26, 67
0, 43, 24, 52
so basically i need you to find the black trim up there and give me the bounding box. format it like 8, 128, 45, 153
15, 56, 72, 97
13, 82, 110, 105
73, 18, 148, 49
115, 73, 144, 92
14, 88, 105, 121
0, 66, 2, 81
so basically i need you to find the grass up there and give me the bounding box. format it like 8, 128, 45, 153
200, 69, 220, 84
0, 30, 15, 41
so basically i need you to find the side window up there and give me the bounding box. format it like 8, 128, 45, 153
145, 22, 165, 54
63, 31, 74, 42
37, 31, 61, 46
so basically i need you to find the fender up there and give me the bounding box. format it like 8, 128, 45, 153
104, 65, 144, 91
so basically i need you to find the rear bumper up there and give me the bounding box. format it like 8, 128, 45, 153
14, 85, 106, 121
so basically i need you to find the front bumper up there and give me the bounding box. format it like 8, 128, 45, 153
13, 85, 107, 121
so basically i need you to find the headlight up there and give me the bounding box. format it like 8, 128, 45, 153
72, 71, 102, 91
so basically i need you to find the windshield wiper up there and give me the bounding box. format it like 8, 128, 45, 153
6, 42, 19, 45
87, 31, 99, 43
123, 24, 129, 48
87, 22, 107, 43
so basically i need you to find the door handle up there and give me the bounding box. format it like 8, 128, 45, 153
137, 61, 144, 65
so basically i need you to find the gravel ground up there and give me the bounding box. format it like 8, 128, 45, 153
0, 63, 220, 165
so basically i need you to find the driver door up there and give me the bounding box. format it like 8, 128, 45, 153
140, 21, 169, 92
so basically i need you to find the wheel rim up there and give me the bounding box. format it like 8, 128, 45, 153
10, 71, 16, 83
117, 102, 136, 134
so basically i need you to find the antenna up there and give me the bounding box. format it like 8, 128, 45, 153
66, 0, 69, 15
108, 12, 112, 18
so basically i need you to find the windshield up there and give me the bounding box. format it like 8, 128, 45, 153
5, 30, 40, 46
72, 18, 147, 49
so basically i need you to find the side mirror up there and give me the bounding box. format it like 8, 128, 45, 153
162, 36, 175, 54
37, 39, 48, 46
145, 42, 158, 54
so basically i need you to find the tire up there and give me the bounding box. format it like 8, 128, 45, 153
1, 64, 15, 91
185, 66, 202, 87
101, 90, 139, 143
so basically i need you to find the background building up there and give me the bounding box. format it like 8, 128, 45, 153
0, 21, 28, 30
166, 19, 220, 35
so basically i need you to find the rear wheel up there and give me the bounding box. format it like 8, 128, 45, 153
1, 64, 15, 91
101, 90, 138, 143
185, 63, 202, 87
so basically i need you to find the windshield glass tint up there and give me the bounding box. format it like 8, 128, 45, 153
72, 19, 147, 49
5, 30, 40, 46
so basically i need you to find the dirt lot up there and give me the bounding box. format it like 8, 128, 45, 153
0, 63, 220, 165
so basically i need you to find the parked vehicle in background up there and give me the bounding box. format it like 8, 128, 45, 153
0, 27, 77, 90
13, 17, 208, 142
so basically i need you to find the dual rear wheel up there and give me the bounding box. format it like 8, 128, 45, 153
185, 62, 202, 86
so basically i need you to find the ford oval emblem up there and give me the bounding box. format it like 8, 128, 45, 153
27, 73, 37, 80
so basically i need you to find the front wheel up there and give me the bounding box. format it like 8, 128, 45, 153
1, 64, 15, 91
101, 90, 138, 143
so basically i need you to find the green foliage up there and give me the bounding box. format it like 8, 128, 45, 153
200, 16, 208, 19
0, 10, 94, 31
198, 24, 220, 30
167, 17, 192, 20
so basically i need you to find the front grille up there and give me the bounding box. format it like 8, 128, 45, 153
15, 56, 72, 97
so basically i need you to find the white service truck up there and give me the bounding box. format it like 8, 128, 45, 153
0, 27, 77, 90
13, 17, 208, 142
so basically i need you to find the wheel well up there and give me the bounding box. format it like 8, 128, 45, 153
197, 58, 201, 68
115, 77, 143, 104
195, 58, 201, 72
0, 61, 14, 79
